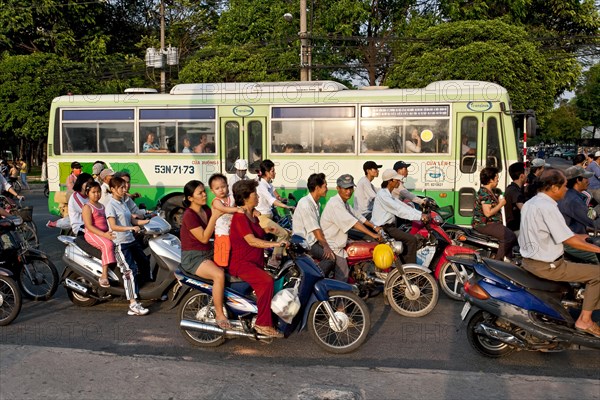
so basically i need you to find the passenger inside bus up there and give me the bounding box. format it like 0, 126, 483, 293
181, 137, 192, 153
404, 127, 422, 153
194, 133, 214, 153
142, 132, 168, 153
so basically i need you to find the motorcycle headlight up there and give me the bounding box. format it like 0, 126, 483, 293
433, 214, 444, 225
391, 241, 404, 254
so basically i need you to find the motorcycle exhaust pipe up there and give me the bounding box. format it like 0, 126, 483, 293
372, 277, 386, 285
475, 323, 527, 348
180, 319, 270, 340
64, 278, 91, 296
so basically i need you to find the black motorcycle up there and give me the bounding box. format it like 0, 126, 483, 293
0, 267, 21, 325
0, 215, 58, 301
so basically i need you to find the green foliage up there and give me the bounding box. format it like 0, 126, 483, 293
575, 62, 600, 131
385, 20, 577, 122
179, 44, 293, 83
0, 53, 97, 140
542, 103, 586, 142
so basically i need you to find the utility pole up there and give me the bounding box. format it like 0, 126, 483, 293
160, 0, 166, 93
299, 0, 311, 81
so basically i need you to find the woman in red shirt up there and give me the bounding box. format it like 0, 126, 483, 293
180, 180, 230, 328
230, 180, 288, 338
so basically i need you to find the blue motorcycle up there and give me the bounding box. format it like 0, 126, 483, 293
176, 235, 371, 354
451, 254, 600, 357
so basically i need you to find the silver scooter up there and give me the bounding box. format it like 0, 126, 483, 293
59, 216, 183, 307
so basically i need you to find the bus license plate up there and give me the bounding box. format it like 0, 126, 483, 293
460, 302, 471, 320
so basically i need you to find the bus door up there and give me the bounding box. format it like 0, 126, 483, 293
455, 113, 483, 222
219, 117, 266, 177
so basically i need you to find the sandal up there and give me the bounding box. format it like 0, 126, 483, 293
575, 322, 600, 338
216, 319, 232, 329
255, 325, 284, 338
99, 278, 110, 288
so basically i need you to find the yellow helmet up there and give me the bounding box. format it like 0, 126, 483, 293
373, 244, 395, 270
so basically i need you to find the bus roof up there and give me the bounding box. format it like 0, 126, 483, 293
170, 81, 349, 95
50, 80, 508, 105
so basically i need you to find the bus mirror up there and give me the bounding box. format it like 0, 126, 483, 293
526, 110, 537, 138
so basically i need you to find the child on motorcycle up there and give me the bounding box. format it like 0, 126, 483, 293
209, 173, 243, 267
82, 181, 116, 288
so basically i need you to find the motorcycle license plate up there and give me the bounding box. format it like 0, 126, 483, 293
460, 302, 471, 320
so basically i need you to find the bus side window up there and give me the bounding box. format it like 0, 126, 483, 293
460, 116, 478, 173
486, 117, 502, 171
248, 121, 263, 171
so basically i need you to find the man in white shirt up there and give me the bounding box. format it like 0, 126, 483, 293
371, 169, 427, 264
321, 174, 382, 281
228, 159, 249, 193
392, 160, 424, 206
0, 174, 24, 201
256, 159, 294, 266
519, 169, 600, 338
353, 161, 381, 219
292, 173, 335, 276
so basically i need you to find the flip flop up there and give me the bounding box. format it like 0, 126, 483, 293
575, 323, 600, 338
216, 319, 232, 329
99, 278, 110, 288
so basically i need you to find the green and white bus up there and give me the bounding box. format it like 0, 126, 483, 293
47, 80, 532, 226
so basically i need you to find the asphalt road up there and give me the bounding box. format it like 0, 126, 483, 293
1, 174, 598, 400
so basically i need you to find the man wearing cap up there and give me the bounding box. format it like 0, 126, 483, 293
519, 169, 600, 338
392, 161, 424, 206
353, 161, 382, 219
292, 173, 336, 276
99, 169, 116, 206
321, 174, 382, 281
585, 151, 600, 204
66, 161, 82, 193
92, 161, 106, 184
557, 165, 600, 264
229, 159, 249, 193
371, 169, 428, 264
524, 158, 549, 201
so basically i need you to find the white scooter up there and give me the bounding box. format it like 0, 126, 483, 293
59, 216, 183, 307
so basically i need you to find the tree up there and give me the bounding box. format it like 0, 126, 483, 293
543, 102, 587, 143
576, 62, 600, 134
0, 53, 98, 164
385, 20, 575, 122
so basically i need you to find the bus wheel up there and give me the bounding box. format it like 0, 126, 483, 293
162, 195, 184, 229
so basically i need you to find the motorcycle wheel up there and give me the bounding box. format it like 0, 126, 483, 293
308, 291, 370, 354
18, 223, 39, 249
385, 267, 439, 317
19, 256, 59, 301
0, 276, 22, 326
65, 272, 98, 307
178, 290, 225, 347
466, 311, 515, 358
438, 261, 473, 301
11, 180, 21, 194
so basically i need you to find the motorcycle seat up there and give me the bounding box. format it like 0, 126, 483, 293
463, 228, 499, 243
74, 235, 103, 260
176, 268, 246, 284
484, 258, 571, 293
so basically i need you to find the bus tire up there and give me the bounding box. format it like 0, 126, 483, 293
162, 195, 185, 229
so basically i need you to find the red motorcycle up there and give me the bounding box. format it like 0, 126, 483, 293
408, 200, 478, 301
346, 239, 389, 299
